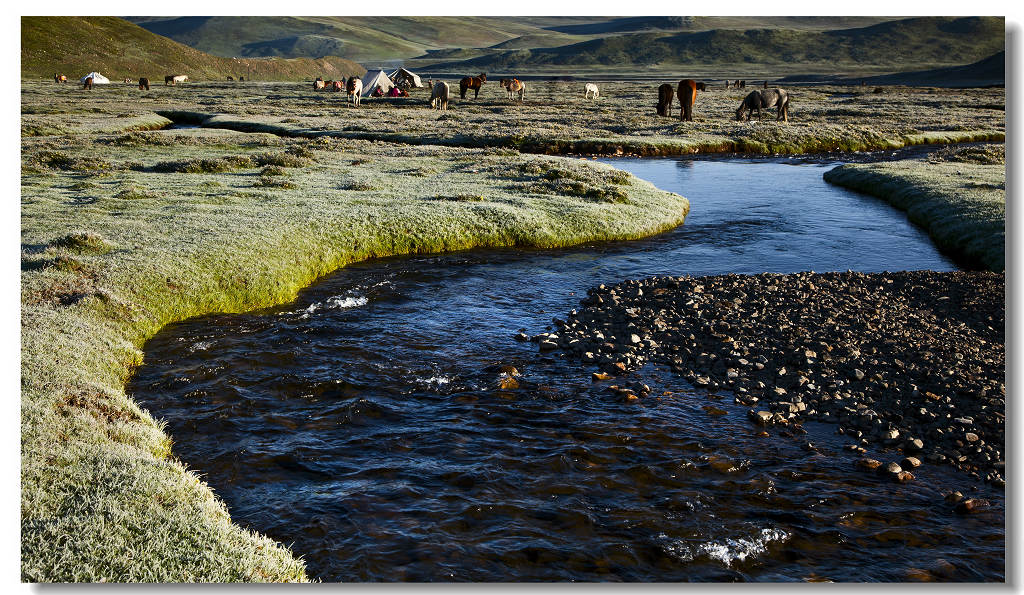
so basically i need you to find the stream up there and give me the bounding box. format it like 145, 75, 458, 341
128, 156, 1003, 582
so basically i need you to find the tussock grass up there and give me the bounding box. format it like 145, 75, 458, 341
21, 125, 688, 581
51, 231, 113, 254
824, 155, 1004, 271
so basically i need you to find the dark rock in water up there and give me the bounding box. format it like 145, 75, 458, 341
944, 491, 964, 504
901, 456, 922, 468
856, 458, 882, 471
895, 470, 915, 483
954, 498, 990, 514
880, 462, 903, 477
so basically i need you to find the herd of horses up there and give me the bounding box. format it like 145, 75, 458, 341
55, 69, 792, 122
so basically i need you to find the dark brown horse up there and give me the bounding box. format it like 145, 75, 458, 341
83, 77, 93, 90
138, 77, 150, 91
677, 79, 697, 121
459, 73, 486, 99
656, 83, 674, 116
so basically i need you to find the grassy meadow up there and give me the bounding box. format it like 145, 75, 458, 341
20, 74, 1004, 581
22, 80, 1003, 155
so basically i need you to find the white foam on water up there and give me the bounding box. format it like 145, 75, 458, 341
189, 340, 213, 352
293, 295, 369, 318
423, 376, 452, 385
662, 527, 790, 567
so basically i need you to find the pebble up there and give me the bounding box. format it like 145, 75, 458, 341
954, 498, 990, 514
534, 271, 1004, 484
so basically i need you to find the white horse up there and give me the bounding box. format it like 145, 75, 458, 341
172, 75, 188, 84
347, 77, 363, 107
430, 81, 450, 111
585, 83, 599, 100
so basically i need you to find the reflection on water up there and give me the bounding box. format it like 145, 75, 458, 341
130, 158, 1001, 582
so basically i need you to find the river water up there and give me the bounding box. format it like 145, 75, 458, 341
128, 157, 1003, 582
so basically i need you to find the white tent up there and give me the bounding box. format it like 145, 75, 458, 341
388, 67, 423, 88
360, 70, 395, 97
79, 72, 110, 84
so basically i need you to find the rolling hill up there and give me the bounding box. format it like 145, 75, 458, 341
21, 16, 365, 81
126, 16, 908, 66
427, 16, 1004, 73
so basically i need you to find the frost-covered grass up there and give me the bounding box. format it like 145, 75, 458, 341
21, 81, 1003, 154
20, 125, 688, 582
825, 146, 1004, 271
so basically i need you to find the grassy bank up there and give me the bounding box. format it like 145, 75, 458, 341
20, 126, 689, 581
824, 144, 1005, 271
21, 81, 1004, 156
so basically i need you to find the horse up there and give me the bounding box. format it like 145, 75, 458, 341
694, 82, 706, 92
739, 80, 746, 88
736, 88, 790, 122
346, 76, 363, 106
332, 80, 343, 92
138, 77, 150, 91
677, 79, 697, 122
508, 79, 525, 102
656, 83, 674, 117
314, 79, 326, 90
54, 73, 67, 84
763, 80, 769, 89
500, 79, 513, 99
165, 75, 187, 85
584, 83, 600, 99
430, 81, 450, 111
459, 73, 486, 99
123, 78, 132, 84
83, 77, 93, 90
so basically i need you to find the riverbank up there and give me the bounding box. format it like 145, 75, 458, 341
22, 81, 1004, 156
535, 270, 1004, 484
20, 127, 687, 581
824, 144, 1005, 271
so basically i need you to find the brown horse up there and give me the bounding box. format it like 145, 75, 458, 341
656, 83, 674, 116
459, 73, 486, 99
83, 77, 93, 90
138, 77, 150, 91
677, 79, 697, 121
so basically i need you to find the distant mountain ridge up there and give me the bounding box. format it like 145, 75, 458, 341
21, 16, 365, 81
124, 15, 907, 64
426, 16, 1004, 71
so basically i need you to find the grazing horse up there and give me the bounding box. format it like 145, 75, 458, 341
430, 81, 450, 111
138, 77, 150, 91
736, 88, 790, 122
83, 77, 93, 90
739, 80, 746, 88
314, 79, 326, 90
677, 79, 697, 122
165, 75, 187, 85
584, 83, 600, 99
346, 76, 363, 106
459, 73, 486, 99
332, 80, 343, 91
54, 73, 67, 83
656, 83, 674, 116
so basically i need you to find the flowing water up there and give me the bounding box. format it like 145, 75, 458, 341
129, 157, 1003, 582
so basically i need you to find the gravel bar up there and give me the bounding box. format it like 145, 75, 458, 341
528, 271, 1004, 485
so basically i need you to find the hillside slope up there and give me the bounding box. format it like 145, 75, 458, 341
22, 16, 365, 81
127, 16, 547, 62
428, 16, 1004, 72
